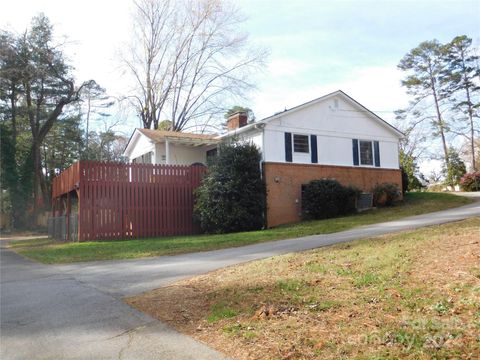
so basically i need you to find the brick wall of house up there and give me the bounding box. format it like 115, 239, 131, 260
263, 162, 402, 227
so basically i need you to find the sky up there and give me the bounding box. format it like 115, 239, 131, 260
1, 0, 479, 174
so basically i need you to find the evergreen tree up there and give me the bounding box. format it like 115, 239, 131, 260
194, 143, 265, 233
399, 150, 424, 191
398, 40, 450, 167
0, 124, 33, 227
158, 120, 172, 131
1, 14, 95, 225
224, 106, 255, 122
441, 35, 480, 171
43, 115, 85, 178
444, 148, 467, 186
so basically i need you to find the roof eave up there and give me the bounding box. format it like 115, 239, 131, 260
217, 123, 265, 139
123, 129, 141, 157
162, 136, 220, 146
228, 90, 403, 139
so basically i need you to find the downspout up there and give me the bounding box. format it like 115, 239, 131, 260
255, 124, 267, 229
255, 123, 266, 178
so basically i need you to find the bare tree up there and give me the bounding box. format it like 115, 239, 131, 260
121, 0, 266, 131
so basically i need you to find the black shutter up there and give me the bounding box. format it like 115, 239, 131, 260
310, 135, 318, 163
352, 139, 359, 166
374, 141, 380, 167
285, 132, 292, 162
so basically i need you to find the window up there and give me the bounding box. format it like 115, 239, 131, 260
133, 151, 153, 164
359, 140, 373, 166
293, 134, 309, 153
206, 148, 217, 164
143, 152, 152, 164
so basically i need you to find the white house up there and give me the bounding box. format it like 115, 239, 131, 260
124, 129, 219, 166
124, 90, 403, 226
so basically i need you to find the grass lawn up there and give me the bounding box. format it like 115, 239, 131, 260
10, 192, 473, 264
126, 217, 480, 359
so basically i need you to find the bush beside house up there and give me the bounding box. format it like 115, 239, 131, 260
301, 179, 360, 220
194, 143, 265, 233
372, 183, 401, 206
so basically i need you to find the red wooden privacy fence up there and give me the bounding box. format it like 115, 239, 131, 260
51, 161, 207, 241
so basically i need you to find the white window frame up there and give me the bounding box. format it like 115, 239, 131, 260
293, 133, 310, 154
358, 140, 375, 167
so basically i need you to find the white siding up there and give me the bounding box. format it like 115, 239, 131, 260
317, 136, 353, 166
262, 95, 400, 169
246, 131, 263, 151
129, 134, 155, 163
155, 142, 216, 165
379, 141, 399, 168
263, 128, 284, 163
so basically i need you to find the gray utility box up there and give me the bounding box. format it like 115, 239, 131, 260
357, 193, 373, 212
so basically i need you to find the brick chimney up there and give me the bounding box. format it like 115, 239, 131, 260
227, 111, 248, 131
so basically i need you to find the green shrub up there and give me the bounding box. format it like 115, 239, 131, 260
459, 172, 480, 191
194, 143, 265, 233
301, 179, 359, 220
372, 183, 400, 206
401, 167, 409, 194
342, 185, 362, 213
444, 149, 466, 186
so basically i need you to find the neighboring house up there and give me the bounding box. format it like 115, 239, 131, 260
124, 90, 403, 227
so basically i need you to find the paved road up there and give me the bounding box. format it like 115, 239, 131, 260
1, 198, 479, 359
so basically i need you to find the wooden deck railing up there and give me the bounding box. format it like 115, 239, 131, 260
52, 162, 80, 198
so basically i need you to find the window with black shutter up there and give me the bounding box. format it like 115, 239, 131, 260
359, 141, 373, 166
352, 139, 381, 167
293, 134, 309, 153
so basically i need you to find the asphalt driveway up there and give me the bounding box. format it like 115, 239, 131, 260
1, 197, 479, 359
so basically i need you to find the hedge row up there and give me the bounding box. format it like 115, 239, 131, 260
302, 179, 400, 220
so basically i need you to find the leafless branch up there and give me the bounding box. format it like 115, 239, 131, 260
119, 0, 266, 131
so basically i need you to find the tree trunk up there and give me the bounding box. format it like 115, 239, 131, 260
467, 93, 476, 171
31, 141, 49, 214
463, 72, 476, 171
431, 74, 449, 166
10, 83, 17, 145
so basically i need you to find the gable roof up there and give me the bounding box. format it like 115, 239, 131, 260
219, 90, 404, 139
124, 90, 403, 157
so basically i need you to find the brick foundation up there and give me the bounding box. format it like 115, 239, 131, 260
263, 162, 402, 227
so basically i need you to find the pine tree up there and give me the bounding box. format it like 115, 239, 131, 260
1, 14, 94, 223
441, 35, 480, 171
444, 148, 467, 186
194, 143, 265, 233
398, 40, 450, 167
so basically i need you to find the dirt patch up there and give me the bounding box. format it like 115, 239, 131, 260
126, 218, 480, 359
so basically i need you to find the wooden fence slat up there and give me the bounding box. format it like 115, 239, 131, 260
52, 161, 206, 241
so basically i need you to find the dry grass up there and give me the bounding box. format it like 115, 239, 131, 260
126, 218, 480, 359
